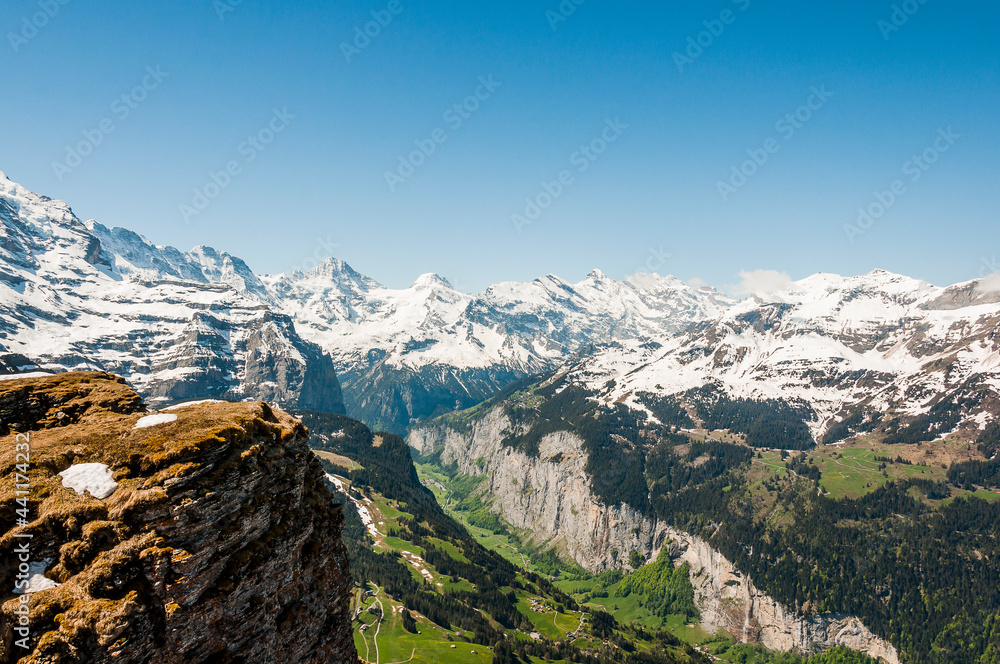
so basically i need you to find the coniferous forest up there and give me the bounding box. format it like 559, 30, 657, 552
481, 377, 1000, 663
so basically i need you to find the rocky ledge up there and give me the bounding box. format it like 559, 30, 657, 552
0, 372, 358, 664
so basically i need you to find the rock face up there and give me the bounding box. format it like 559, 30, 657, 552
667, 533, 900, 664
409, 408, 653, 572
409, 410, 899, 663
265, 261, 733, 433
0, 372, 357, 664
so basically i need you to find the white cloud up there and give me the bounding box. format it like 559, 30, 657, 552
976, 271, 1000, 293
687, 277, 708, 288
730, 269, 794, 297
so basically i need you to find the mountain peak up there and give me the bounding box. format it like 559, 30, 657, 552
314, 256, 350, 273
411, 273, 453, 290
626, 272, 687, 289
587, 269, 609, 280
306, 257, 356, 278
860, 268, 914, 283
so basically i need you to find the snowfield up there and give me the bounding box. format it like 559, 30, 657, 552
1, 170, 999, 438
565, 270, 1000, 436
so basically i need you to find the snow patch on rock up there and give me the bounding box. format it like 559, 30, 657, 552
59, 463, 118, 499
13, 559, 60, 594
0, 372, 53, 382
133, 413, 178, 428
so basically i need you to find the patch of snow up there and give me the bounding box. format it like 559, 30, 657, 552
326, 473, 379, 539
13, 559, 60, 594
59, 463, 118, 499
0, 371, 53, 381
133, 413, 178, 429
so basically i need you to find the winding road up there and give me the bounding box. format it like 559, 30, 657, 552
360, 583, 385, 664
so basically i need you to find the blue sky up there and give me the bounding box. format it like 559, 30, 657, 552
2, 0, 998, 293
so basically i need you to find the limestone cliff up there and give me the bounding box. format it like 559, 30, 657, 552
409, 408, 899, 663
665, 532, 900, 663
410, 407, 653, 572
0, 372, 358, 664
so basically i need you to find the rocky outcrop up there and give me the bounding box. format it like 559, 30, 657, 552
409, 409, 899, 663
0, 372, 357, 664
666, 532, 900, 664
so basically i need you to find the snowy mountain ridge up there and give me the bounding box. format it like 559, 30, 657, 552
564, 268, 1000, 440
2, 171, 998, 438
261, 257, 734, 430
0, 171, 343, 412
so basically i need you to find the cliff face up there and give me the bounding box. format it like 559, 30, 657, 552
409, 408, 654, 572
0, 372, 357, 664
667, 533, 900, 664
408, 410, 899, 663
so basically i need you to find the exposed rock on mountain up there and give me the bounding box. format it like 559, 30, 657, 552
563, 269, 1000, 441
0, 172, 344, 414
265, 261, 732, 432
4, 171, 997, 446
409, 408, 649, 572
0, 172, 731, 429
0, 372, 357, 664
667, 533, 900, 663
407, 407, 899, 662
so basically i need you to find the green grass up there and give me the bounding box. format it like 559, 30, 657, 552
556, 568, 709, 638
586, 591, 665, 631
753, 452, 791, 478
514, 594, 572, 641
813, 446, 941, 499
369, 493, 412, 521
941, 488, 1000, 506
553, 610, 581, 634
753, 446, 943, 500
382, 536, 424, 555
354, 590, 495, 664
353, 455, 742, 662
416, 461, 565, 578
439, 575, 476, 593
427, 537, 469, 563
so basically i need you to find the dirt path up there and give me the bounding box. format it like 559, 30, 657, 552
372, 583, 384, 664
383, 648, 416, 664
832, 455, 880, 474
751, 459, 800, 479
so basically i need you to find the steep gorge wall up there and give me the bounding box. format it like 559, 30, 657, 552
667, 532, 900, 663
409, 409, 899, 663
409, 408, 655, 572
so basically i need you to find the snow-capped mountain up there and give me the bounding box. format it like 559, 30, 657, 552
562, 269, 1000, 441
0, 171, 343, 412
4, 170, 996, 441
262, 262, 732, 431
0, 172, 730, 429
